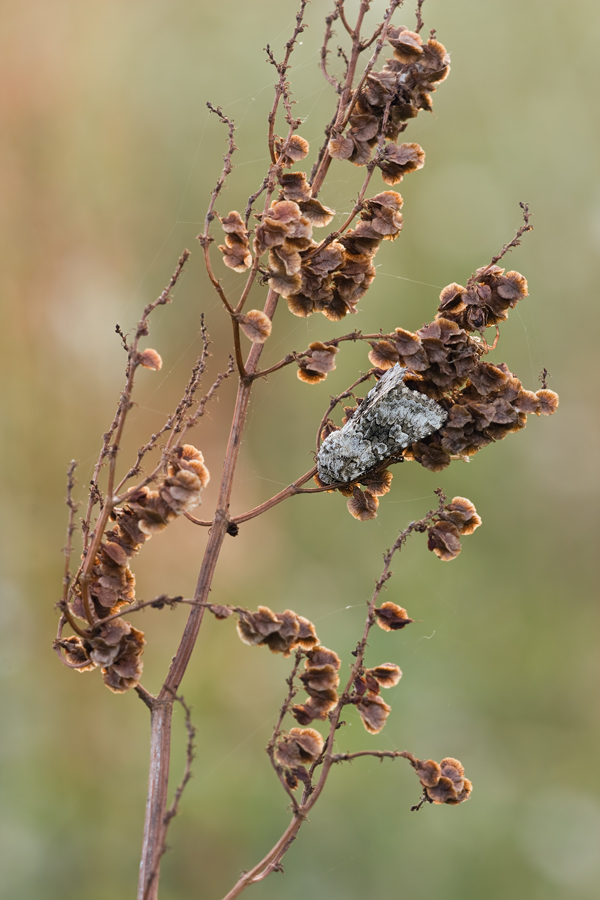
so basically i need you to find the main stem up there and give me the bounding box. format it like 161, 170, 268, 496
137, 290, 279, 900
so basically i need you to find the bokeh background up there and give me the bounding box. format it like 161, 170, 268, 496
1, 1, 599, 898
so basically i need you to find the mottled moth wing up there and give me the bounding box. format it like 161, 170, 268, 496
317, 364, 447, 484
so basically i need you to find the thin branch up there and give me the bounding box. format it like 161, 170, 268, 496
335, 0, 354, 37
333, 749, 415, 763
266, 651, 303, 812
469, 202, 533, 285
415, 0, 426, 34
232, 467, 317, 525
163, 694, 196, 829
62, 461, 79, 605
116, 355, 234, 506
115, 318, 211, 493
244, 176, 269, 229
138, 287, 281, 900
266, 0, 308, 164
183, 355, 236, 433
320, 11, 342, 92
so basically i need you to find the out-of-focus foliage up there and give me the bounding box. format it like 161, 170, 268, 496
1, 1, 598, 898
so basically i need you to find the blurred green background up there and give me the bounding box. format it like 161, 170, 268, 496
1, 1, 599, 898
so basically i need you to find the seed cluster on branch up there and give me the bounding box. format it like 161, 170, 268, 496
329, 27, 449, 180
63, 444, 209, 692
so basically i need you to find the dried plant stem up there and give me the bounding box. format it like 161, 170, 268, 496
75, 251, 190, 625
266, 652, 303, 812
137, 290, 279, 900
220, 503, 443, 900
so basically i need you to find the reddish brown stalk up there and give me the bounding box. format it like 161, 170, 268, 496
232, 467, 317, 525
142, 694, 196, 900
137, 289, 280, 900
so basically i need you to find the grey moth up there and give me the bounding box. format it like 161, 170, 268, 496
317, 364, 447, 484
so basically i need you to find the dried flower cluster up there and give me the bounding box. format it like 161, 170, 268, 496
275, 727, 325, 790
59, 619, 146, 694
353, 662, 402, 733
61, 444, 209, 693
329, 28, 449, 180
409, 755, 472, 805
292, 645, 342, 725
236, 606, 318, 657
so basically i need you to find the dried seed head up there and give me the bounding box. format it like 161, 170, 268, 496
360, 468, 393, 497
236, 607, 319, 657
138, 348, 163, 371
101, 625, 145, 693
536, 389, 559, 416
297, 342, 338, 383
443, 497, 481, 535
238, 309, 272, 343
378, 143, 425, 185
427, 520, 462, 561
277, 134, 310, 166
307, 646, 341, 669
356, 692, 391, 734
347, 486, 379, 521
300, 663, 340, 693
275, 727, 324, 768
375, 601, 413, 632
388, 25, 424, 63
366, 663, 402, 688
368, 340, 400, 369
411, 756, 472, 805
59, 636, 95, 672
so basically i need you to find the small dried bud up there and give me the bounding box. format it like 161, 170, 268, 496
375, 601, 413, 631
275, 727, 324, 768
378, 143, 425, 185
536, 389, 559, 415
366, 663, 402, 688
300, 664, 340, 692
277, 134, 310, 166
328, 135, 354, 160
387, 26, 424, 64
347, 486, 379, 521
238, 310, 272, 343
356, 692, 391, 734
138, 348, 163, 371
427, 521, 462, 561
59, 636, 95, 672
306, 646, 341, 669
443, 497, 481, 535
360, 468, 393, 497
368, 340, 400, 369
101, 625, 145, 693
